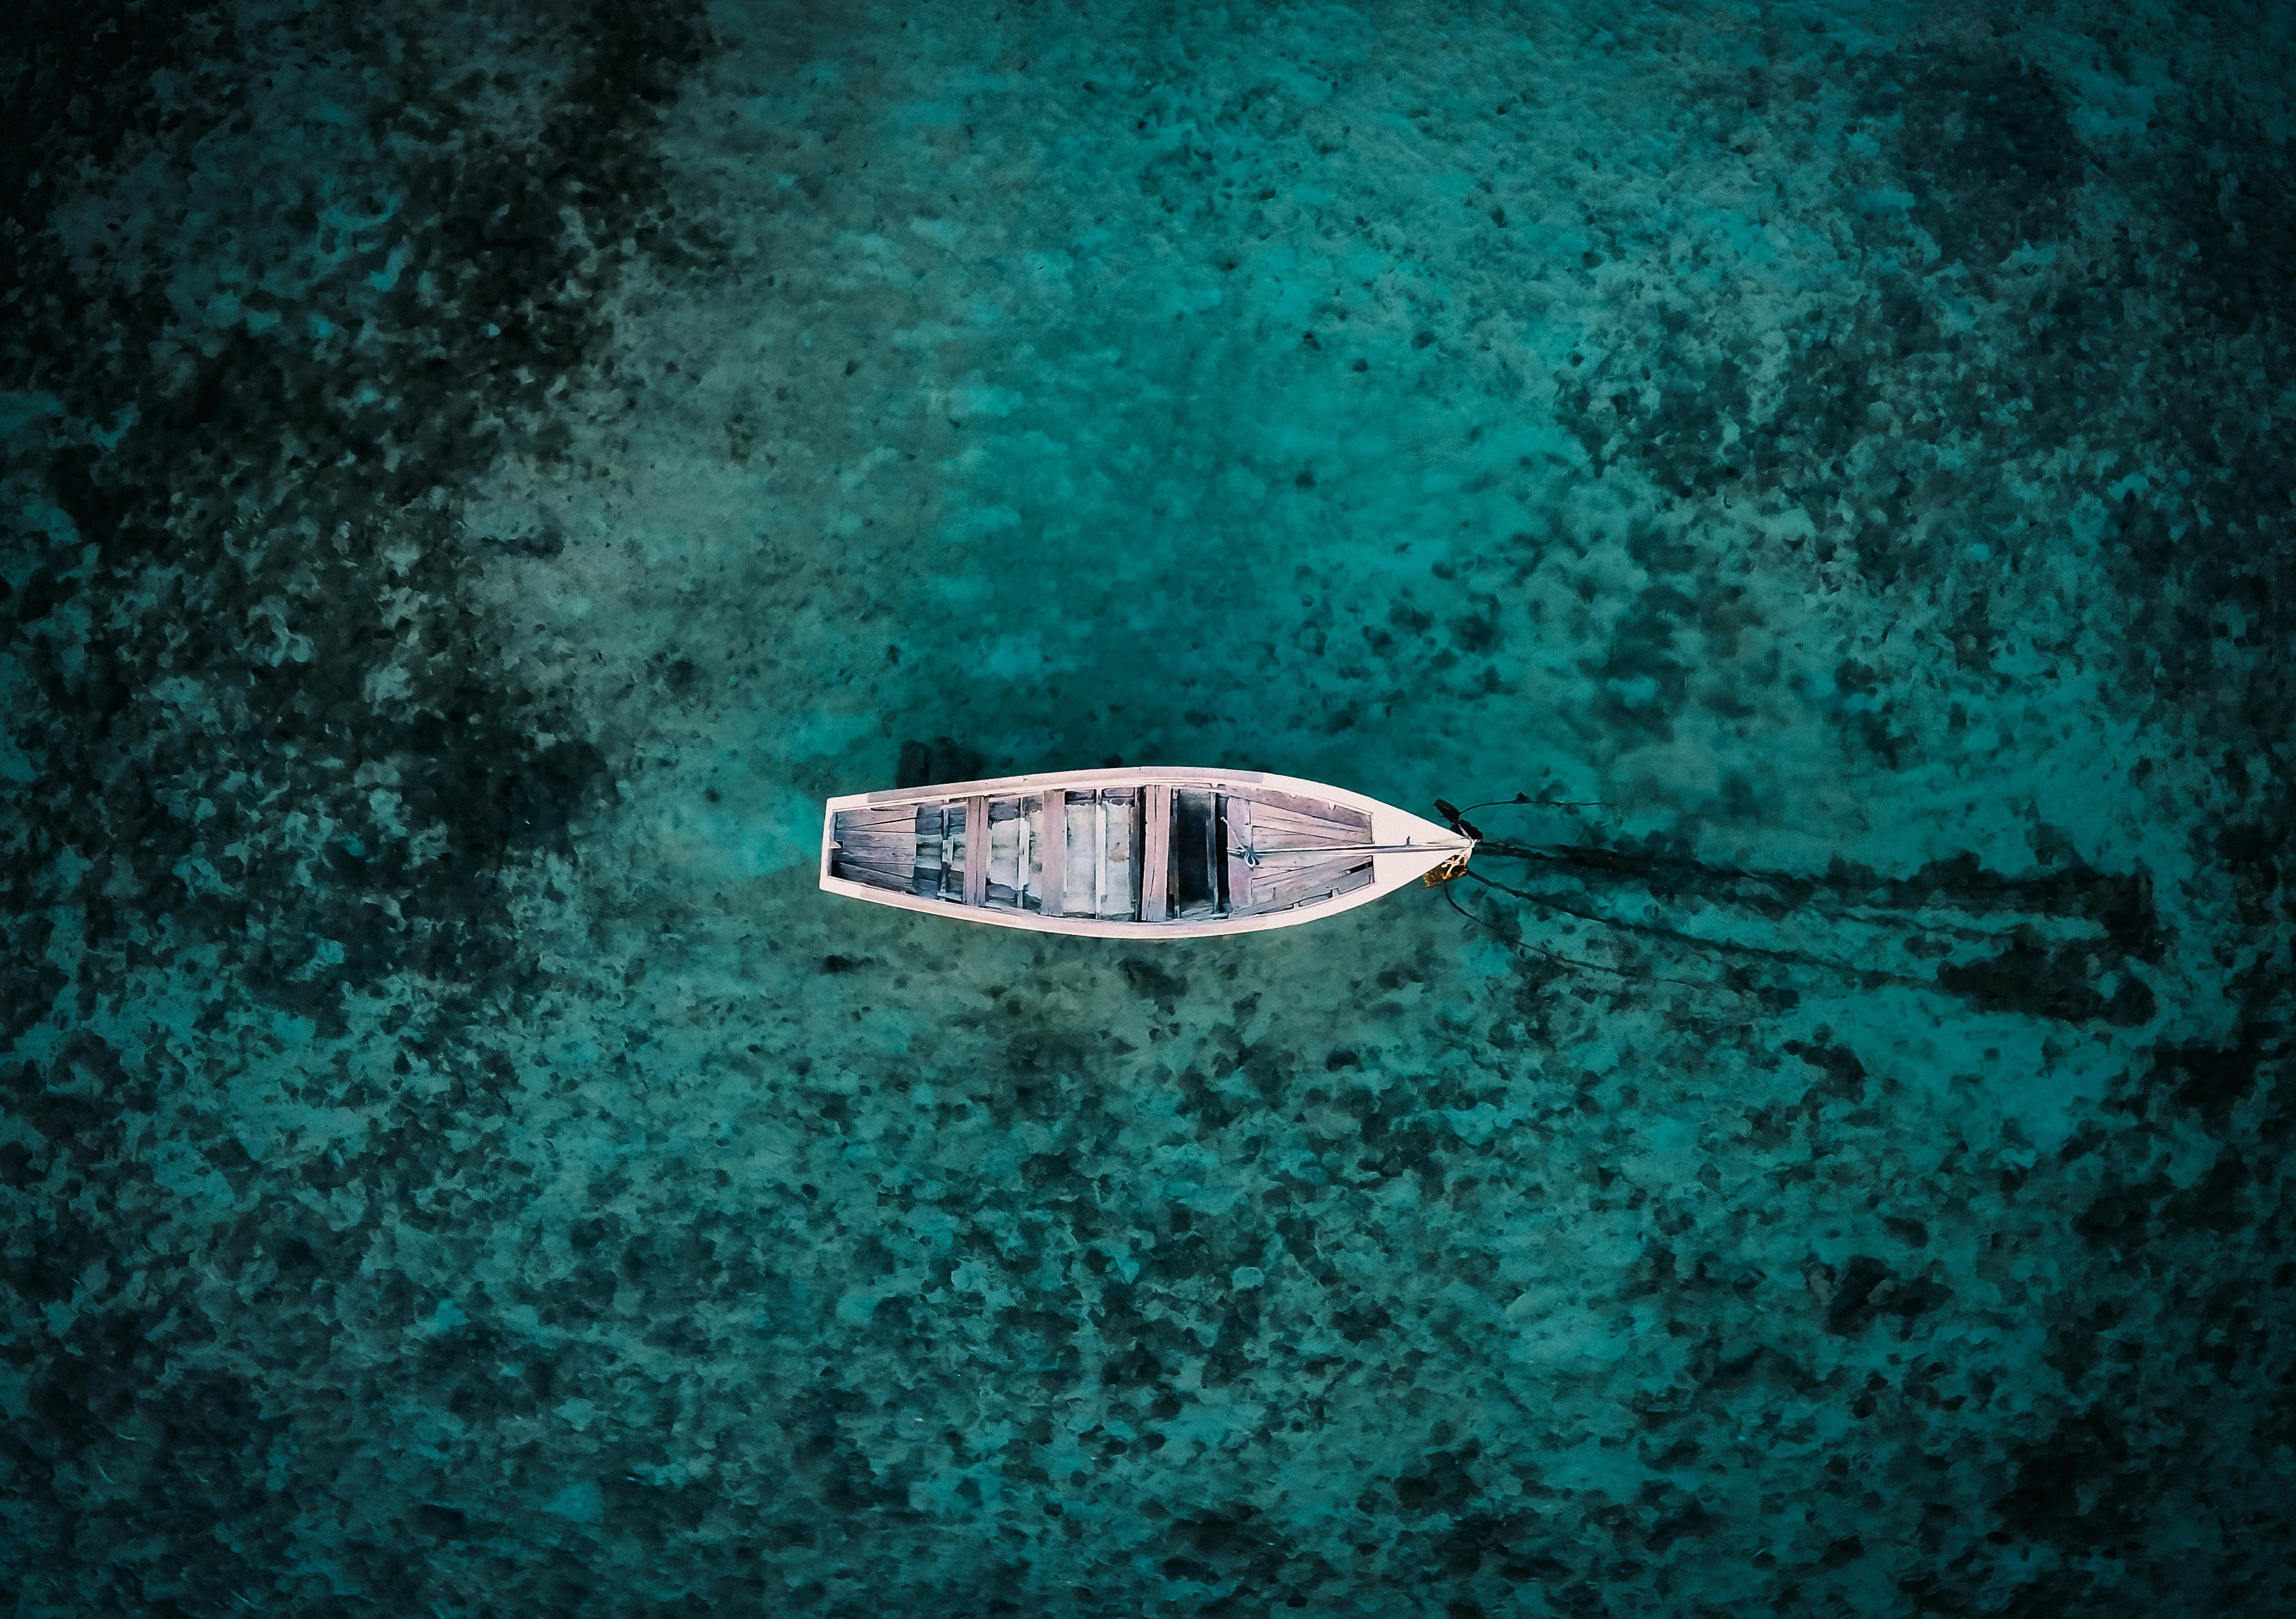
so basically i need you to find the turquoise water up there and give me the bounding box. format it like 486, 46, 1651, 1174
3, 1, 2291, 1613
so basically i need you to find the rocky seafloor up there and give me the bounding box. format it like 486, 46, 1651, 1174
2, 1, 2290, 1614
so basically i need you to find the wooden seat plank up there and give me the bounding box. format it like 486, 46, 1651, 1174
1222, 796, 1257, 916
963, 796, 990, 907
1040, 790, 1067, 916
983, 795, 1025, 905
1093, 794, 1109, 918
1013, 799, 1032, 910
1141, 784, 1172, 922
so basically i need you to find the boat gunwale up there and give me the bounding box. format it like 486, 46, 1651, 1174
857, 764, 1267, 807
821, 767, 1469, 939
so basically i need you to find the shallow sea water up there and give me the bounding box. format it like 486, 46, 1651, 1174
3, 1, 2291, 1614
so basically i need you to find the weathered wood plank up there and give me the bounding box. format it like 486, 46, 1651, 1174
1040, 790, 1067, 917
835, 844, 916, 875
1240, 799, 1359, 826
914, 804, 952, 898
1141, 784, 1172, 922
1232, 835, 1354, 862
964, 796, 990, 907
1223, 796, 1256, 916
1096, 789, 1140, 920
1269, 860, 1373, 910
864, 768, 1270, 806
1237, 801, 1364, 841
1130, 792, 1146, 919
1237, 856, 1374, 914
835, 828, 916, 852
1093, 794, 1109, 918
1235, 856, 1337, 881
1071, 797, 1101, 914
833, 857, 914, 893
833, 849, 913, 875
1240, 786, 1373, 830
982, 796, 1023, 904
1013, 800, 1033, 910
837, 806, 919, 834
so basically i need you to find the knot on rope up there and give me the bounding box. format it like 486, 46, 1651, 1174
1422, 846, 1475, 886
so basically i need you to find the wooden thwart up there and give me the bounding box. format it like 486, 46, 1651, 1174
963, 796, 990, 907
1040, 790, 1067, 917
1141, 784, 1172, 922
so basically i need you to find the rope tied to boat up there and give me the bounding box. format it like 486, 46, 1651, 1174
1421, 845, 1475, 885
1423, 790, 1606, 883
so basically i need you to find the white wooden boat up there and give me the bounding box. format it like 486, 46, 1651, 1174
819, 766, 1473, 938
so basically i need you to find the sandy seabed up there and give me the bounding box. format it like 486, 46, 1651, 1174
3, 1, 2291, 1614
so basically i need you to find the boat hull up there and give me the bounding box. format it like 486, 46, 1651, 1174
818, 766, 1469, 938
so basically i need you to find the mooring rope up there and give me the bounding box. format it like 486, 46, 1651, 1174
1438, 877, 1706, 987
1427, 790, 1983, 992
